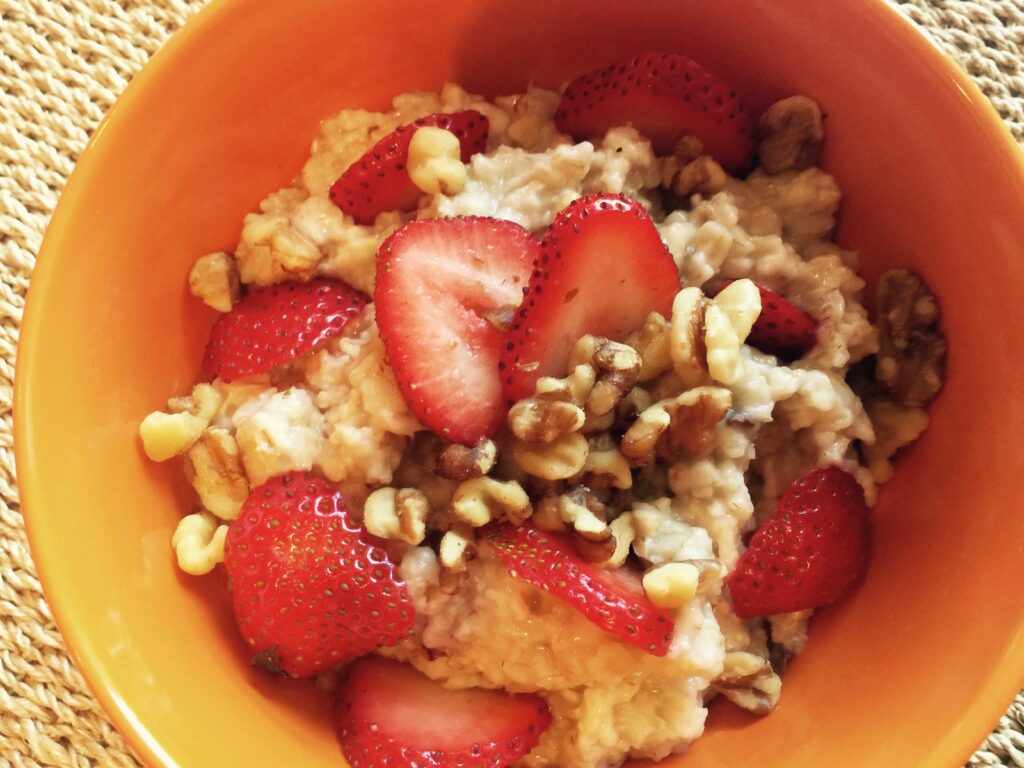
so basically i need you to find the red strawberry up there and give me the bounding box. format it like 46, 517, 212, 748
556, 52, 754, 172
375, 216, 540, 445
727, 466, 870, 619
336, 657, 551, 768
224, 472, 414, 677
742, 282, 818, 362
486, 523, 675, 656
499, 193, 678, 403
329, 111, 489, 225
203, 278, 366, 382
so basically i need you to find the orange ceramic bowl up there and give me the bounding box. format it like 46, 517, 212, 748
15, 0, 1024, 766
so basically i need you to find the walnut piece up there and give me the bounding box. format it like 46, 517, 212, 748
363, 487, 430, 545
188, 251, 241, 313
624, 312, 673, 382
670, 288, 710, 388
662, 154, 728, 197
559, 487, 615, 563
435, 438, 498, 480
507, 399, 585, 444
439, 524, 477, 573
513, 432, 589, 481
621, 386, 731, 463
875, 269, 946, 407
184, 428, 249, 521
451, 477, 532, 527
756, 95, 824, 174
568, 336, 642, 416
714, 651, 782, 715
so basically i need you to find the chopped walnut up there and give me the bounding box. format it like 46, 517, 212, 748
363, 487, 430, 545
531, 494, 566, 531
606, 513, 636, 568
568, 336, 642, 416
661, 386, 732, 457
661, 155, 728, 197
184, 428, 249, 521
435, 438, 498, 480
670, 288, 710, 388
624, 312, 673, 383
451, 476, 532, 527
140, 383, 223, 462
188, 251, 241, 313
621, 386, 731, 463
756, 95, 824, 174
579, 439, 633, 490
513, 432, 589, 481
642, 562, 699, 608
535, 364, 597, 407
507, 399, 585, 444
439, 524, 477, 573
714, 651, 782, 715
560, 487, 615, 563
875, 269, 946, 407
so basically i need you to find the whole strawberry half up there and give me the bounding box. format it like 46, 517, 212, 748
728, 466, 870, 619
556, 52, 754, 172
224, 472, 414, 677
329, 110, 489, 225
741, 282, 818, 362
336, 657, 551, 768
486, 523, 675, 656
499, 193, 678, 403
203, 278, 366, 382
375, 216, 540, 445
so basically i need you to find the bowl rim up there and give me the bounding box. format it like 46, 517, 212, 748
14, 0, 1024, 766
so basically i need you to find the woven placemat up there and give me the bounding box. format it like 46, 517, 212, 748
0, 1, 1021, 766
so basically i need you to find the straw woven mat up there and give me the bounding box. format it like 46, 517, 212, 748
1, 1, 1022, 766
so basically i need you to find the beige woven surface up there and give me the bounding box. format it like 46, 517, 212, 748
0, 0, 1021, 765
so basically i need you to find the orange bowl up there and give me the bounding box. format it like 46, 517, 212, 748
15, 0, 1024, 766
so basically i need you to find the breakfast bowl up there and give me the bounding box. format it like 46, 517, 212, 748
14, 0, 1024, 766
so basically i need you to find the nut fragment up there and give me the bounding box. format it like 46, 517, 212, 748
451, 477, 532, 527
535, 364, 597, 407
560, 488, 615, 563
621, 403, 673, 464
662, 386, 732, 457
875, 269, 946, 407
756, 95, 824, 174
140, 383, 223, 462
407, 126, 468, 196
435, 438, 498, 480
713, 279, 762, 344
439, 524, 477, 572
184, 428, 249, 520
580, 441, 633, 489
531, 494, 566, 531
172, 512, 228, 576
508, 399, 585, 443
624, 312, 673, 382
605, 513, 636, 568
363, 487, 430, 545
714, 651, 782, 715
670, 288, 710, 388
569, 336, 642, 416
642, 562, 700, 609
513, 432, 589, 481
662, 155, 728, 197
704, 303, 743, 384
188, 251, 241, 313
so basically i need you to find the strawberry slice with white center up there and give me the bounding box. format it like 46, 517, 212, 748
329, 111, 489, 225
556, 51, 755, 172
486, 522, 676, 656
375, 216, 540, 445
499, 193, 678, 404
336, 657, 551, 768
203, 278, 367, 382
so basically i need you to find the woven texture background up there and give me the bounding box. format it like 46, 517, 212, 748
0, 0, 1021, 765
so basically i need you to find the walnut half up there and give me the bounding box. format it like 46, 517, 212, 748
756, 95, 824, 174
714, 651, 782, 715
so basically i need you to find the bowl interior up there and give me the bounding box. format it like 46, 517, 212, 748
16, 0, 1024, 766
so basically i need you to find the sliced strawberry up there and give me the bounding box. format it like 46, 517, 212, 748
742, 282, 818, 362
202, 278, 366, 382
336, 657, 551, 768
486, 523, 675, 656
329, 111, 489, 225
376, 216, 540, 445
728, 466, 870, 619
499, 193, 678, 403
556, 52, 755, 172
224, 472, 414, 677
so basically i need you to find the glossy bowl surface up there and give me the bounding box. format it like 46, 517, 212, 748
15, 0, 1024, 766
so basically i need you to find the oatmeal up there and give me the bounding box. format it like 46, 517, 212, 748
140, 51, 944, 768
